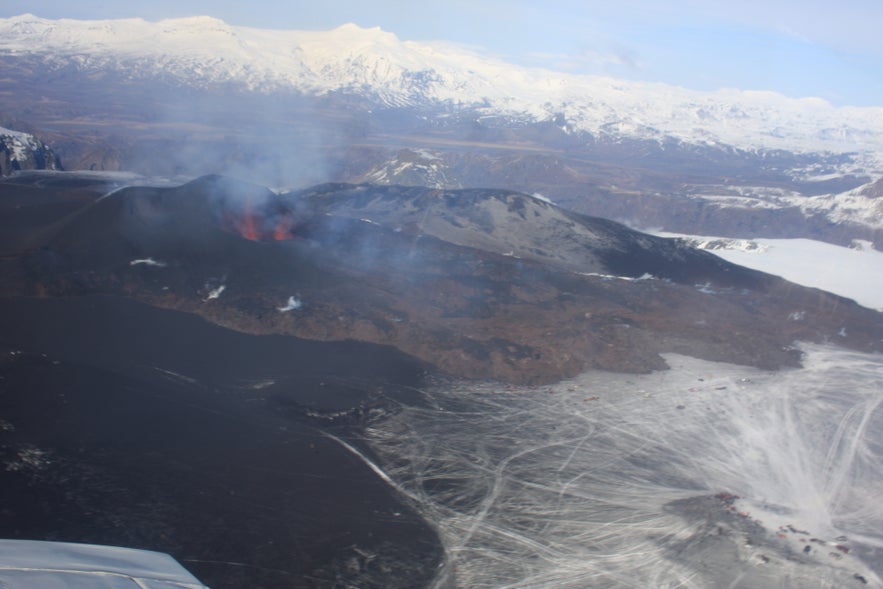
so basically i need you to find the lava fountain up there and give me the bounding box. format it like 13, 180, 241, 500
223, 191, 301, 242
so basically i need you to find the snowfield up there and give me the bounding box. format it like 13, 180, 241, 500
662, 234, 883, 311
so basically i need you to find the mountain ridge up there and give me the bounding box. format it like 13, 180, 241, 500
2, 14, 882, 155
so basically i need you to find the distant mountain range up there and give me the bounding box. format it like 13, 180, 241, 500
2, 14, 882, 154
0, 14, 882, 247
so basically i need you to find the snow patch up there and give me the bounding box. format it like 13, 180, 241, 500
203, 284, 225, 302
579, 272, 656, 281
529, 192, 555, 205
277, 296, 303, 312
129, 257, 167, 267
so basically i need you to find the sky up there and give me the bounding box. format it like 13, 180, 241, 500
1, 0, 881, 107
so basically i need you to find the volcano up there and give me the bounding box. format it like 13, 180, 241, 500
4, 173, 882, 383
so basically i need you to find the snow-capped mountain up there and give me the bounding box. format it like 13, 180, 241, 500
0, 126, 62, 175
1, 13, 882, 156
4, 14, 883, 250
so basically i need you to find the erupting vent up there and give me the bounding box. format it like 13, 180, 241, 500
223, 193, 302, 241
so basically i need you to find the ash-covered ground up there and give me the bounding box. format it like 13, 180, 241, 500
0, 296, 442, 589
358, 345, 883, 588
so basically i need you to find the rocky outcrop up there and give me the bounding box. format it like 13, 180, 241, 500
0, 126, 62, 176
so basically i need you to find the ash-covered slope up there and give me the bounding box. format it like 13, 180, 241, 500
7, 175, 883, 383
293, 182, 768, 286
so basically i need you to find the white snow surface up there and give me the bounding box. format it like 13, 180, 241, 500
277, 296, 303, 312
529, 192, 554, 205
129, 257, 167, 267
799, 188, 883, 229
1, 125, 45, 162
202, 284, 225, 301
2, 15, 883, 156
663, 233, 883, 311
0, 126, 31, 142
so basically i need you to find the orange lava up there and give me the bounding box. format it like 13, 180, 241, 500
238, 197, 261, 241
227, 193, 298, 241
273, 217, 295, 241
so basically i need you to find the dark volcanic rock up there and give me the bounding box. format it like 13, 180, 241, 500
0, 295, 441, 589
4, 174, 883, 383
